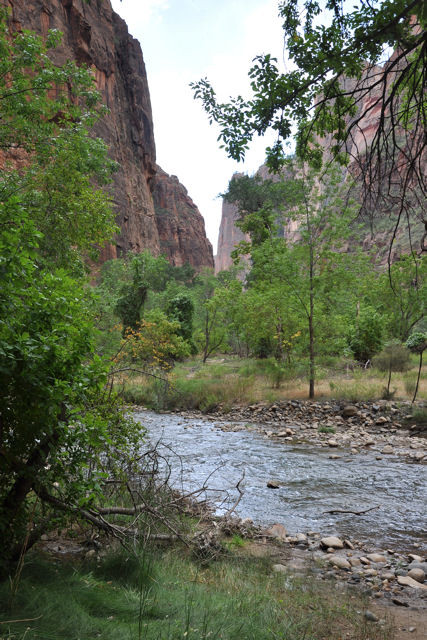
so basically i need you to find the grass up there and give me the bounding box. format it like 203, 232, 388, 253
116, 354, 427, 410
0, 546, 394, 640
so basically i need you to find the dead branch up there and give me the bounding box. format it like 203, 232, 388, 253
323, 505, 381, 515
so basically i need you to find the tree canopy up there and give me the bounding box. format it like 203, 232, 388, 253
191, 0, 426, 256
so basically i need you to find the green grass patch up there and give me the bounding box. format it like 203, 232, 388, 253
0, 548, 394, 640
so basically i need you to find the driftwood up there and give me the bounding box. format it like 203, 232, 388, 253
323, 505, 381, 516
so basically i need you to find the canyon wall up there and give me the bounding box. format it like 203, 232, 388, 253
5, 0, 214, 268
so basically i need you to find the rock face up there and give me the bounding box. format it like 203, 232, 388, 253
216, 61, 425, 271
214, 174, 247, 273
6, 0, 213, 269
151, 166, 214, 268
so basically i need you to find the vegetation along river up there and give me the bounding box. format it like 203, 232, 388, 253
135, 410, 426, 552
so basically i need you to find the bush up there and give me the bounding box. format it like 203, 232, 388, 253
347, 306, 384, 363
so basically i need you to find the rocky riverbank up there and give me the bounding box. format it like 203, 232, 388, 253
206, 399, 426, 463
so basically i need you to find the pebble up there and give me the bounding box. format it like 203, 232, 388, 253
328, 556, 351, 570
267, 480, 280, 489
381, 445, 394, 454
267, 523, 287, 540
366, 553, 387, 563
407, 568, 425, 583
397, 575, 427, 589
321, 536, 344, 549
364, 610, 379, 622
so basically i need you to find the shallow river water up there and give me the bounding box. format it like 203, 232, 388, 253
135, 410, 426, 551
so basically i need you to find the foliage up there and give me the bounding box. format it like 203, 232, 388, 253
405, 331, 427, 354
0, 12, 137, 570
191, 1, 426, 254
405, 331, 427, 402
166, 292, 197, 353
115, 310, 191, 373
372, 342, 411, 373
225, 161, 362, 397
348, 306, 384, 363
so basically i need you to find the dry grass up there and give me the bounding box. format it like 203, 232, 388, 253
116, 356, 427, 409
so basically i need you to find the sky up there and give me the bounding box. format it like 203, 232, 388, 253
110, 0, 286, 252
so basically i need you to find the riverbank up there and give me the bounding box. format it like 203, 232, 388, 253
133, 405, 427, 634
210, 398, 427, 462
0, 540, 397, 640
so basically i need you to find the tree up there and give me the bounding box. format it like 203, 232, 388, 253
347, 306, 385, 363
372, 341, 411, 398
405, 332, 427, 402
227, 162, 361, 397
192, 0, 426, 256
0, 11, 136, 570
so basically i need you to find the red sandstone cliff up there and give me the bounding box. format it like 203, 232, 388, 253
151, 166, 214, 269
6, 0, 213, 269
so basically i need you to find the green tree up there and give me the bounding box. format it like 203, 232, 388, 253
0, 11, 136, 570
228, 162, 361, 397
348, 306, 385, 363
192, 0, 426, 254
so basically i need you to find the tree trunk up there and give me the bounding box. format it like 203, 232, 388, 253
412, 351, 423, 403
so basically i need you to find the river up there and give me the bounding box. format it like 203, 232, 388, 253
135, 409, 426, 551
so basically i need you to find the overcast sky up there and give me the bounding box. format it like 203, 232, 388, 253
110, 0, 286, 252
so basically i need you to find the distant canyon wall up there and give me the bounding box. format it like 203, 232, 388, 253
216, 58, 425, 272
5, 0, 214, 269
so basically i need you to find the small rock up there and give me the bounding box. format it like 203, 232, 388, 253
364, 610, 379, 622
342, 405, 358, 417
408, 553, 424, 563
407, 568, 425, 583
349, 557, 361, 567
328, 556, 351, 570
328, 454, 341, 459
376, 416, 389, 424
409, 627, 417, 633
392, 598, 409, 607
267, 480, 280, 489
382, 572, 395, 580
267, 523, 287, 541
366, 553, 387, 563
327, 439, 339, 447
321, 536, 344, 549
344, 539, 354, 550
360, 556, 370, 565
295, 532, 307, 542
381, 445, 394, 454
408, 562, 427, 573
397, 575, 427, 589
364, 568, 378, 577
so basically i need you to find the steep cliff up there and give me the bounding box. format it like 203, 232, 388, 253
6, 0, 213, 268
215, 174, 247, 273
151, 166, 214, 269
